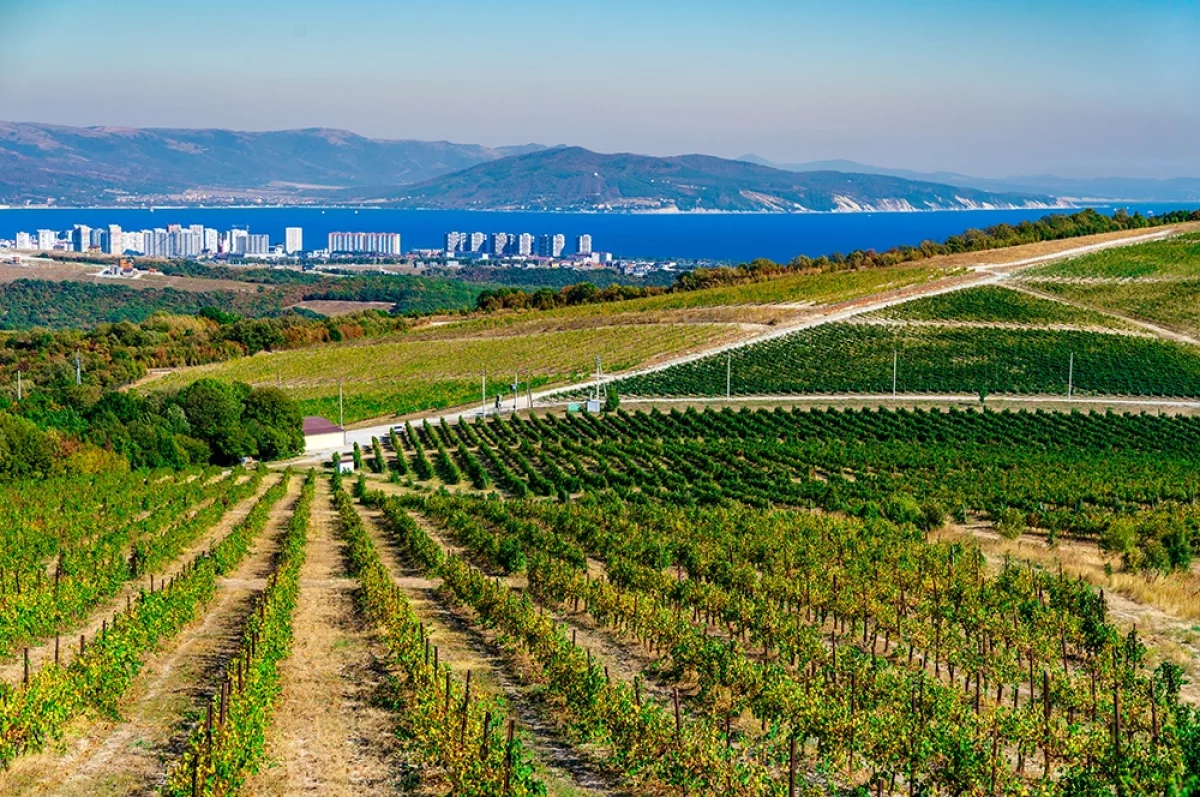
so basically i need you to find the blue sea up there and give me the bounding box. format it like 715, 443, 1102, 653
1, 204, 1194, 264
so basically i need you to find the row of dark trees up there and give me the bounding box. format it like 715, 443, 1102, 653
477, 208, 1200, 312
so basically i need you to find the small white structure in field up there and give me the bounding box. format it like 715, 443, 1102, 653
303, 416, 345, 454
336, 457, 355, 474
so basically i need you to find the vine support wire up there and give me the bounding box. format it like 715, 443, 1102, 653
481, 368, 487, 418
1068, 352, 1074, 400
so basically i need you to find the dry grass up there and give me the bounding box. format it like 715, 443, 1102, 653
244, 479, 403, 797
0, 257, 261, 293
935, 523, 1200, 705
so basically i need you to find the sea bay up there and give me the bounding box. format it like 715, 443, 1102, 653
1, 204, 1195, 264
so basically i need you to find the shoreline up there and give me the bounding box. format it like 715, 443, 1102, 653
0, 203, 1093, 214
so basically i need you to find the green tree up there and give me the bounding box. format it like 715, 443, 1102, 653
242, 387, 303, 460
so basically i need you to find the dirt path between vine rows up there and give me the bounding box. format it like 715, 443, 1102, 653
0, 476, 302, 797
351, 498, 621, 797
242, 478, 403, 797
0, 472, 280, 686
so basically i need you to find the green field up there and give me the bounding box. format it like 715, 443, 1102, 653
1018, 233, 1200, 335
148, 323, 732, 423
869, 285, 1128, 328
610, 322, 1200, 398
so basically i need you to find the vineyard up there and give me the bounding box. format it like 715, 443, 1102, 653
148, 322, 736, 424
0, 401, 1198, 795
1016, 233, 1200, 337
866, 285, 1129, 330
607, 322, 1200, 399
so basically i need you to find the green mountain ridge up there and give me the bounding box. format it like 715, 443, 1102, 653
389, 147, 1065, 212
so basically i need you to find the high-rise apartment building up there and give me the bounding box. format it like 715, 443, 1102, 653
36, 230, 56, 250
516, 233, 534, 256
203, 228, 219, 253
466, 232, 486, 253
71, 225, 92, 252
245, 234, 270, 255
327, 232, 402, 255
123, 231, 146, 254
489, 232, 509, 255
576, 234, 592, 255
143, 229, 168, 257
90, 228, 105, 249
444, 231, 463, 254
538, 233, 566, 258
228, 228, 250, 255
15, 232, 32, 250
106, 225, 123, 255
285, 227, 303, 254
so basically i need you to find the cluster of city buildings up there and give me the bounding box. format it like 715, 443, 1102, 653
3, 222, 634, 270
8, 224, 307, 258
442, 231, 608, 264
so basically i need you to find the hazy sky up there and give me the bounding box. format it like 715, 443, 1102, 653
1, 0, 1197, 178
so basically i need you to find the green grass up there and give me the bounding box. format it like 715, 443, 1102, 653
869, 285, 1127, 328
611, 322, 1200, 399
147, 324, 731, 424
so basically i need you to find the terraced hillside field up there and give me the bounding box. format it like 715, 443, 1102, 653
1016, 232, 1200, 338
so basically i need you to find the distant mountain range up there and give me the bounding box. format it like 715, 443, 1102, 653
388, 147, 1062, 212
739, 155, 1200, 203
0, 121, 545, 204
0, 121, 1073, 212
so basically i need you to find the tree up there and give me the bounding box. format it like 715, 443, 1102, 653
242, 387, 303, 460
604, 388, 620, 412
176, 378, 252, 463
0, 412, 55, 480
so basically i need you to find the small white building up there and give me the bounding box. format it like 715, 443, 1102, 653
303, 416, 345, 454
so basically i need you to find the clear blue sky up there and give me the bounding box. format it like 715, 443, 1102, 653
1, 0, 1197, 178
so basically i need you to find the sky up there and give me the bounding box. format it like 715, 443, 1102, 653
1, 0, 1197, 178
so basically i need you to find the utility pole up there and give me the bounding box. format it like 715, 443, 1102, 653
1068, 352, 1074, 400
726, 353, 731, 399
513, 369, 519, 412
481, 368, 487, 418
75, 354, 82, 386
595, 356, 603, 402
16, 371, 21, 401
338, 379, 344, 427
527, 375, 533, 410
892, 349, 898, 398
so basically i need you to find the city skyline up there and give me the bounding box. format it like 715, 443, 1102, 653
1, 1, 1196, 179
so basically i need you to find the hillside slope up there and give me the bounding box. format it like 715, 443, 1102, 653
0, 121, 544, 203
391, 147, 1063, 212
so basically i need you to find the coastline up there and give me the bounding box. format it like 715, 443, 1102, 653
0, 202, 1083, 214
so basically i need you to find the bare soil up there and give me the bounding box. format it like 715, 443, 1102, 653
243, 478, 404, 797
0, 476, 301, 796
287, 300, 397, 317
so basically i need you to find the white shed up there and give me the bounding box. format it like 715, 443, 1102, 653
303, 416, 345, 454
